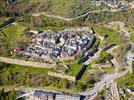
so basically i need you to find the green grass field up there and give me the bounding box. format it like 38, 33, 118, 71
78, 64, 92, 83
2, 23, 28, 44
103, 67, 115, 74
117, 73, 134, 88
67, 63, 82, 76
91, 24, 123, 48
0, 62, 92, 93
0, 64, 48, 75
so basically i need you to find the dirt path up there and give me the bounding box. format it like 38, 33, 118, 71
32, 9, 123, 22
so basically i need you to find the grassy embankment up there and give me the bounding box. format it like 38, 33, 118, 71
0, 23, 29, 56
125, 25, 134, 43
116, 61, 134, 88
91, 24, 123, 47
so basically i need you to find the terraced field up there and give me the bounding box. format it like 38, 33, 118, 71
0, 22, 29, 56
0, 23, 28, 47
1, 0, 104, 17
33, 0, 96, 17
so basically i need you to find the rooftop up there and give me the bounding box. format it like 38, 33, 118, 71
17, 30, 95, 61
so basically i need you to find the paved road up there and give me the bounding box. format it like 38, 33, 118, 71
82, 68, 129, 99
0, 57, 55, 68
82, 21, 133, 100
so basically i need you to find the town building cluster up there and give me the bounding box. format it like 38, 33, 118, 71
91, 0, 125, 9
31, 90, 83, 100
17, 89, 84, 100
17, 30, 95, 61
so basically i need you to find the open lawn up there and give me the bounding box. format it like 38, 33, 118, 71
116, 73, 134, 88
0, 63, 48, 75
11, 65, 48, 75
91, 24, 123, 48
78, 64, 92, 82
67, 63, 82, 76
103, 67, 115, 74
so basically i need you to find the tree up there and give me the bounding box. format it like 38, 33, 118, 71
60, 79, 70, 89
98, 51, 109, 63
8, 89, 16, 100
76, 82, 87, 92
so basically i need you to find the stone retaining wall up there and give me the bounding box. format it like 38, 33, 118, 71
48, 72, 76, 81
0, 57, 56, 68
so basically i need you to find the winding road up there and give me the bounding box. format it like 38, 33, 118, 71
31, 1, 134, 22
82, 21, 134, 100
32, 9, 123, 22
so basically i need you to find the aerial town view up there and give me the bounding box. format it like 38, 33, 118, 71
0, 0, 134, 100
